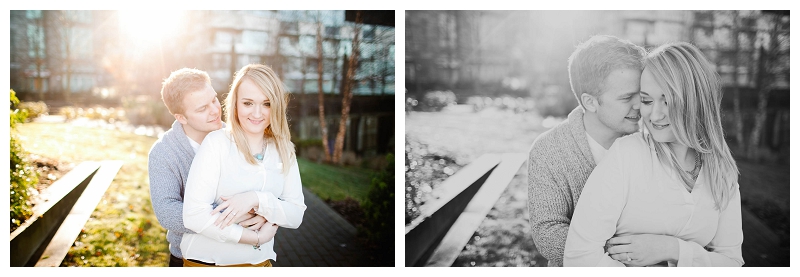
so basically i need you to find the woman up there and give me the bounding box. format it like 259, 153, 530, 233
181, 64, 306, 267
563, 42, 743, 267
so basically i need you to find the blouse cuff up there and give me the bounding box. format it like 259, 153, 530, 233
676, 238, 696, 267
226, 224, 244, 243
254, 191, 274, 219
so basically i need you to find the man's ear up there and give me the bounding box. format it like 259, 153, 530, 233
174, 113, 188, 125
581, 93, 598, 113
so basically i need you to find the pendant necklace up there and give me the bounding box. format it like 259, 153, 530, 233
686, 150, 702, 181
253, 138, 267, 161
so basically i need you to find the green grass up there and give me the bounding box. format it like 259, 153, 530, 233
15, 122, 376, 266
16, 122, 166, 266
297, 157, 376, 204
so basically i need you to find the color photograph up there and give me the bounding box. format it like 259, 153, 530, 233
9, 9, 395, 267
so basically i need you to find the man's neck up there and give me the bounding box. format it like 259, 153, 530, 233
182, 125, 210, 146
583, 111, 622, 149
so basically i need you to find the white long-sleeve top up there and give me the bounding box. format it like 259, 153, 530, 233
181, 129, 306, 265
564, 134, 743, 267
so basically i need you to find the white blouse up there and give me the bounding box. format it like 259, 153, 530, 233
181, 129, 306, 265
564, 134, 743, 267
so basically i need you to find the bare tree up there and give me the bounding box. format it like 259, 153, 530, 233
747, 12, 789, 159
727, 11, 746, 150
332, 11, 362, 165
23, 12, 48, 101
45, 11, 79, 103
315, 15, 332, 163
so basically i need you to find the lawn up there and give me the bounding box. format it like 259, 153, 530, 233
16, 122, 165, 266
15, 122, 376, 266
297, 157, 375, 204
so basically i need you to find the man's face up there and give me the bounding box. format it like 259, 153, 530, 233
594, 68, 642, 136
176, 83, 222, 135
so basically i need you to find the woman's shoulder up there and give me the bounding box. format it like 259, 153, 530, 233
205, 128, 232, 142
199, 129, 235, 150
609, 132, 651, 158
613, 132, 648, 148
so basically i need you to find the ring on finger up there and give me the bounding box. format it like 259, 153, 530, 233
626, 253, 632, 262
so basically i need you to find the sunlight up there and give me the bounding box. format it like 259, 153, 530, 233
118, 10, 185, 47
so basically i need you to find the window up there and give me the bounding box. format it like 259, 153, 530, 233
279, 36, 301, 57
214, 31, 237, 47
280, 21, 298, 34
306, 58, 319, 73
625, 20, 652, 46
363, 26, 375, 41
242, 30, 269, 50
27, 24, 45, 58
26, 10, 42, 19
325, 26, 339, 38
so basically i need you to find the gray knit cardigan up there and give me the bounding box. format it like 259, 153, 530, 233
148, 120, 222, 259
527, 106, 597, 267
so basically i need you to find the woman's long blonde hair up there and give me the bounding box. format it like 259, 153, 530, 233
642, 42, 739, 210
224, 64, 295, 175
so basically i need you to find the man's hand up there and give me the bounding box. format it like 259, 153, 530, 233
211, 191, 259, 228
238, 209, 268, 231
606, 234, 678, 266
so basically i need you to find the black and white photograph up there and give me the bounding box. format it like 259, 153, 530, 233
404, 10, 789, 267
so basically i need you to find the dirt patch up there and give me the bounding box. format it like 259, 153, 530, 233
324, 197, 365, 228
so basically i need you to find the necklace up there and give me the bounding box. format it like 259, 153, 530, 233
686, 150, 702, 181
253, 138, 267, 161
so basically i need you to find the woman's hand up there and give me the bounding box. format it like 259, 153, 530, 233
211, 191, 259, 228
257, 223, 279, 245
606, 234, 679, 266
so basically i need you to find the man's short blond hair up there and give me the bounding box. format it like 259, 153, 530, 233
568, 35, 645, 108
160, 68, 212, 115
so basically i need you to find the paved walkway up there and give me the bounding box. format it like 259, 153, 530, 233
272, 188, 369, 267
740, 206, 790, 267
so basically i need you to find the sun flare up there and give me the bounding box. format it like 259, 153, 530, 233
118, 10, 184, 47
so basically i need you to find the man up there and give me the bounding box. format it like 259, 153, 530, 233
527, 35, 645, 267
148, 68, 267, 267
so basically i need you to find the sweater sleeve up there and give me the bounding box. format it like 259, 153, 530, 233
527, 147, 571, 266
148, 144, 195, 235
254, 158, 306, 229
676, 186, 744, 267
183, 135, 244, 243
563, 144, 626, 267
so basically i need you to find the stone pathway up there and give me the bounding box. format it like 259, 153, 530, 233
272, 188, 369, 267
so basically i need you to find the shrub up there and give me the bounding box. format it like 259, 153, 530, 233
341, 151, 361, 167
359, 153, 394, 264
10, 89, 38, 232
420, 90, 457, 112
122, 95, 172, 127
533, 85, 578, 118
18, 101, 48, 121
60, 106, 78, 121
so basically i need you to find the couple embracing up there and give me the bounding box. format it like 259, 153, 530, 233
528, 35, 743, 267
148, 64, 306, 267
